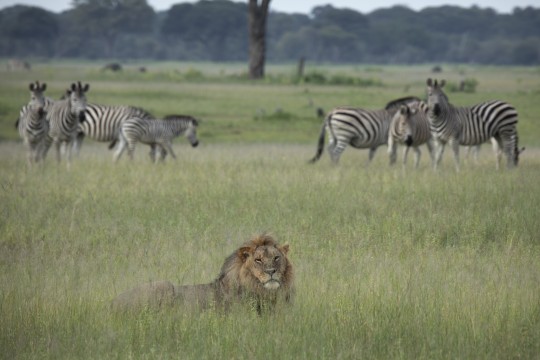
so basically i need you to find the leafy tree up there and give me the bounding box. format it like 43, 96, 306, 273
311, 5, 368, 35
66, 0, 155, 57
161, 0, 247, 61
0, 1, 539, 64
0, 5, 59, 56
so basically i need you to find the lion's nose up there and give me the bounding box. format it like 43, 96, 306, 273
266, 268, 276, 275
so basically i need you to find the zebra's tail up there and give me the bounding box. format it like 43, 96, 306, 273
309, 114, 328, 164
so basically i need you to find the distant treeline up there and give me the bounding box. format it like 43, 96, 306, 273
1, 0, 539, 65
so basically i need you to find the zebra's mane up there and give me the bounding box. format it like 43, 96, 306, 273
130, 106, 153, 118
163, 114, 198, 126
384, 96, 422, 111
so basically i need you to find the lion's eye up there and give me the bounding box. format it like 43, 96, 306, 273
274, 256, 280, 262
255, 259, 262, 264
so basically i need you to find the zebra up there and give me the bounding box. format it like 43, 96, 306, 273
113, 115, 199, 163
17, 81, 48, 165
72, 104, 154, 154
387, 102, 434, 168
43, 81, 90, 167
426, 78, 524, 170
309, 96, 420, 164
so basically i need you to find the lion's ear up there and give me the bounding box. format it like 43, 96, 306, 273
237, 246, 253, 262
279, 244, 290, 255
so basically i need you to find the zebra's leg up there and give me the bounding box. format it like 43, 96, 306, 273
159, 145, 167, 162
464, 145, 479, 163
34, 140, 43, 163
55, 140, 62, 163
149, 144, 157, 163
491, 137, 503, 170
113, 137, 127, 162
162, 141, 176, 160
328, 140, 344, 164
388, 138, 397, 166
412, 146, 422, 169
472, 145, 481, 163
24, 140, 34, 167
66, 140, 74, 170
127, 141, 137, 160
425, 140, 435, 167
30, 141, 41, 165
72, 132, 84, 157
368, 147, 378, 163
410, 146, 422, 169
433, 140, 445, 171
40, 136, 52, 162
450, 138, 460, 172
401, 145, 409, 167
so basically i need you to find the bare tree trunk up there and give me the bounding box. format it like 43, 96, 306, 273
297, 56, 306, 78
248, 0, 271, 79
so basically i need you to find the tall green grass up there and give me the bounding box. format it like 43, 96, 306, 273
1, 142, 539, 359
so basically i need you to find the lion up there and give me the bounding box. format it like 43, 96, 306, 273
111, 234, 294, 313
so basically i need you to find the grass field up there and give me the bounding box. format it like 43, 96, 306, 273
1, 62, 539, 359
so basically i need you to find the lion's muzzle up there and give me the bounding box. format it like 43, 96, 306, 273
264, 279, 281, 290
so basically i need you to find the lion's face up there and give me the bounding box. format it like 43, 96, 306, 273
238, 243, 290, 291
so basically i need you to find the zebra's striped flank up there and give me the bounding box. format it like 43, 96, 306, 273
310, 100, 416, 164
74, 103, 154, 153
114, 115, 199, 163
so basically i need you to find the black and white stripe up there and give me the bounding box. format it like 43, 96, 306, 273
388, 101, 434, 168
44, 81, 90, 167
309, 104, 409, 164
73, 104, 153, 153
18, 81, 49, 165
114, 115, 199, 162
426, 78, 523, 170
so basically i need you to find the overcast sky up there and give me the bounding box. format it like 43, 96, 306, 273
0, 0, 536, 14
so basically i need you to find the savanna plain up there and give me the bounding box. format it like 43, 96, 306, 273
1, 62, 539, 359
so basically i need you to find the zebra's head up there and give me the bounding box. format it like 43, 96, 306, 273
513, 135, 526, 166
426, 78, 447, 118
28, 81, 47, 116
66, 81, 90, 122
186, 118, 199, 147
392, 104, 418, 146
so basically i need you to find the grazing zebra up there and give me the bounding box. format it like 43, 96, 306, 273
114, 115, 199, 163
387, 102, 434, 168
44, 81, 90, 167
17, 81, 48, 165
72, 104, 154, 154
426, 78, 524, 170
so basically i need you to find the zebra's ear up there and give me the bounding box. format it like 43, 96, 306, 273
71, 83, 77, 92
440, 79, 446, 88
41, 83, 47, 92
426, 78, 433, 87
82, 83, 90, 92
29, 82, 35, 91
